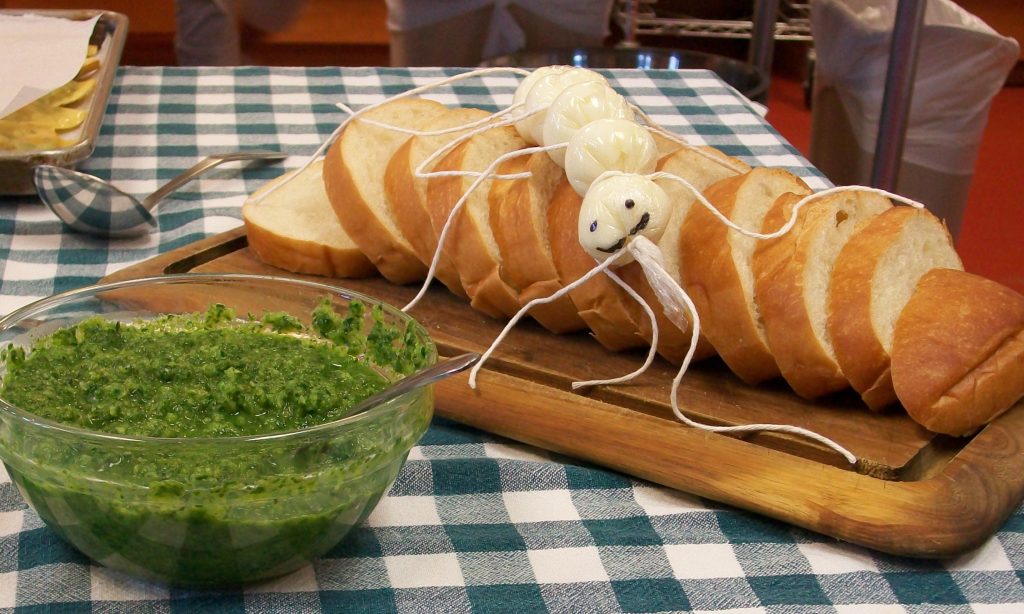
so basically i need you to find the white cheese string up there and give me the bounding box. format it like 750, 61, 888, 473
345, 101, 527, 137
630, 104, 749, 175
624, 235, 858, 465
250, 66, 531, 204
411, 105, 548, 180
628, 235, 692, 334
468, 249, 628, 389
401, 142, 566, 313
331, 101, 533, 182
649, 175, 926, 242
571, 267, 659, 390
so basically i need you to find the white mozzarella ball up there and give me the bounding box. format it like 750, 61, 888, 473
564, 118, 659, 196
512, 65, 572, 108
514, 67, 606, 146
577, 174, 670, 263
542, 81, 635, 168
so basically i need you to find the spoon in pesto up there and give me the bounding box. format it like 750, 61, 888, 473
346, 352, 481, 418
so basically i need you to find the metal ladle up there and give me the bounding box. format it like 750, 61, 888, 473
345, 353, 482, 419
34, 150, 288, 238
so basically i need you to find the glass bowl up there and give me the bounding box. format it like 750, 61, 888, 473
0, 274, 436, 587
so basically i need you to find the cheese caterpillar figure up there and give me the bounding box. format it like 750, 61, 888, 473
254, 65, 937, 466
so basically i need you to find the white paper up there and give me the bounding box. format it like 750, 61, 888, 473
0, 13, 101, 118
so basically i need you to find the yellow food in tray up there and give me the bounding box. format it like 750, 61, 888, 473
3, 103, 88, 131
36, 78, 96, 108
0, 121, 64, 151
0, 45, 100, 151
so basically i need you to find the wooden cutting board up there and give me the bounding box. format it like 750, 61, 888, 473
103, 227, 1024, 558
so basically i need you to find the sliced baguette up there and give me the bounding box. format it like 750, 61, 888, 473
618, 146, 750, 364
386, 107, 495, 298
547, 176, 646, 351
242, 160, 375, 278
891, 268, 1024, 436
489, 152, 587, 333
678, 167, 811, 384
427, 124, 527, 318
752, 190, 892, 399
828, 207, 963, 409
323, 98, 448, 284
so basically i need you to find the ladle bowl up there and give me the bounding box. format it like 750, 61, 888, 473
34, 150, 287, 238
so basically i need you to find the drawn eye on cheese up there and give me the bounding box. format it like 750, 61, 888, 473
541, 81, 635, 168
564, 118, 659, 197
516, 68, 608, 147
578, 174, 670, 263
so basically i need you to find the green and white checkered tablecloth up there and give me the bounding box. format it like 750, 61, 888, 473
0, 67, 1021, 612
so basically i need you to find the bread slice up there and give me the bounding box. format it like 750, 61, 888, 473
828, 206, 963, 409
547, 177, 647, 351
427, 123, 527, 318
678, 167, 811, 384
386, 107, 495, 299
242, 160, 375, 278
323, 98, 448, 284
489, 152, 587, 333
617, 146, 750, 364
651, 131, 684, 158
892, 268, 1024, 436
752, 190, 892, 399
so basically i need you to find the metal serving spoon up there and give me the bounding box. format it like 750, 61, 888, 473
346, 352, 481, 419
34, 150, 288, 238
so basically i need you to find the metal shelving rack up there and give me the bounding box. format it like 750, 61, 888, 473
613, 0, 803, 89
614, 0, 812, 42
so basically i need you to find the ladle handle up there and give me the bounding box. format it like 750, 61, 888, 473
141, 150, 288, 211
345, 353, 482, 419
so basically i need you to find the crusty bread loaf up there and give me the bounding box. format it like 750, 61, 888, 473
752, 190, 892, 399
323, 98, 448, 284
617, 146, 749, 364
386, 107, 496, 298
678, 167, 811, 384
242, 160, 375, 278
489, 152, 587, 333
828, 207, 963, 409
891, 268, 1024, 436
548, 176, 647, 351
427, 123, 527, 318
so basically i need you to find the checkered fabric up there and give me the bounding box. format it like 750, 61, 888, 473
0, 67, 1021, 612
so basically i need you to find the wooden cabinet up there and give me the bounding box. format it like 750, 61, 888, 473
0, 0, 390, 65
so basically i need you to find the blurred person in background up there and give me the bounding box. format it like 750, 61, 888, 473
386, 0, 613, 66
175, 0, 306, 65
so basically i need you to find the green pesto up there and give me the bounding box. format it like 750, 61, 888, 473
0, 302, 393, 437
0, 299, 433, 586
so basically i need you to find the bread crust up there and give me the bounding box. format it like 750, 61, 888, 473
618, 146, 749, 364
753, 191, 890, 399
828, 207, 960, 409
678, 168, 809, 384
245, 221, 376, 278
489, 153, 586, 333
617, 263, 716, 363
384, 107, 494, 299
427, 128, 525, 318
385, 137, 467, 297
547, 177, 645, 351
892, 269, 1024, 435
242, 161, 375, 278
323, 98, 447, 284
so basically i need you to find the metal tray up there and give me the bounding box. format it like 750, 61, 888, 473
0, 9, 128, 195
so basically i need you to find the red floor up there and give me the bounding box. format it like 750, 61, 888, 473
765, 74, 1024, 294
